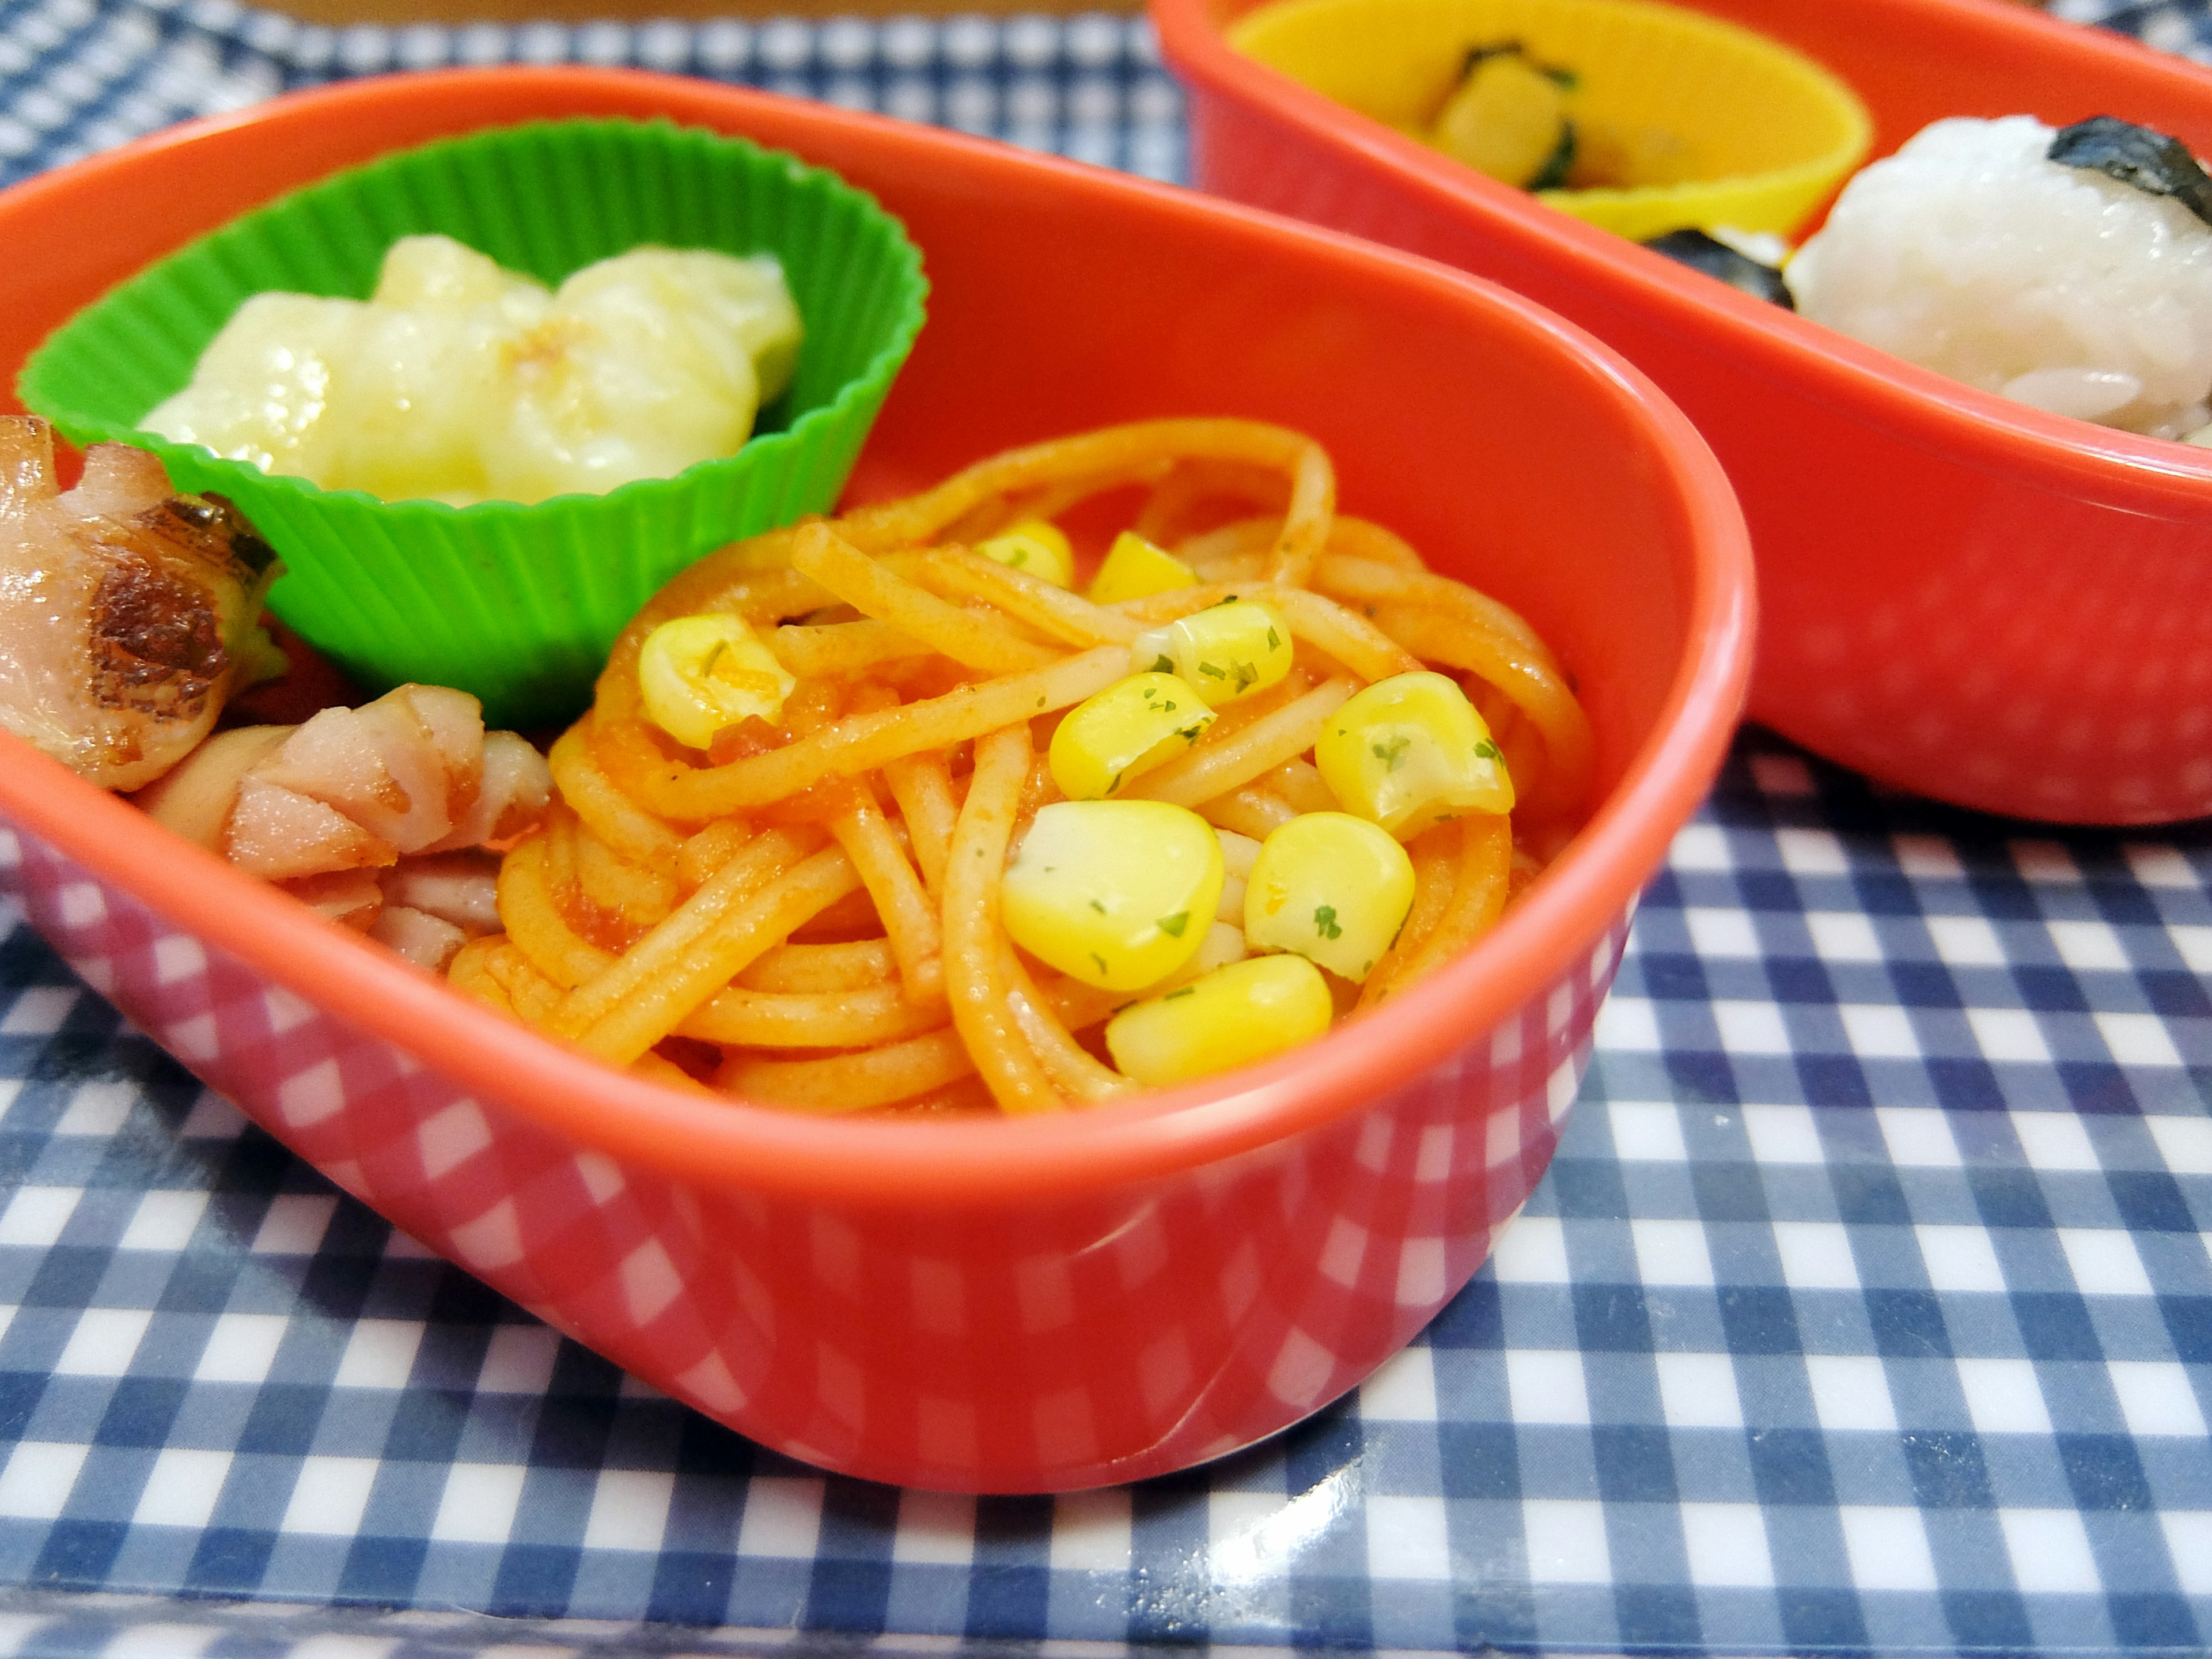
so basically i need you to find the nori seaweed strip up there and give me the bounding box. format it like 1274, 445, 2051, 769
1459, 40, 1578, 89
1460, 40, 1523, 75
1528, 122, 1578, 192
1641, 229, 1794, 308
2048, 115, 2212, 229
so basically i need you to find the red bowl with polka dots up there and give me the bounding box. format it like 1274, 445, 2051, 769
0, 66, 1751, 1491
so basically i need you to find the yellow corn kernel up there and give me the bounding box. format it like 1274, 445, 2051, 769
1000, 800, 1224, 991
1244, 812, 1415, 983
1315, 671, 1514, 839
1104, 954, 1332, 1086
1130, 598, 1293, 706
1433, 52, 1574, 190
1048, 672, 1215, 800
637, 613, 797, 751
1145, 919, 1252, 999
1087, 531, 1199, 606
975, 519, 1075, 588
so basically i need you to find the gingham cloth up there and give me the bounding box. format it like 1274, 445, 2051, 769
0, 0, 1184, 184
0, 5, 2207, 1656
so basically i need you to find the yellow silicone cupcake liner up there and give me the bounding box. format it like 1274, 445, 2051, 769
1230, 0, 1872, 240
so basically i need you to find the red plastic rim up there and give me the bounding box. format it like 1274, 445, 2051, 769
1153, 0, 2212, 515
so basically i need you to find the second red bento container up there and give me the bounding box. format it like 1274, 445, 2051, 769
1156, 0, 2212, 825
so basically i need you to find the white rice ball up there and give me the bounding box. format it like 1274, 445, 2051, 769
1785, 115, 2212, 439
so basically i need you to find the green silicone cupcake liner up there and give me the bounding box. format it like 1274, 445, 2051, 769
20, 117, 929, 729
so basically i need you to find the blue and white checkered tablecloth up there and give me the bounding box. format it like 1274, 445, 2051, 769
0, 0, 1185, 185
0, 3, 2207, 1655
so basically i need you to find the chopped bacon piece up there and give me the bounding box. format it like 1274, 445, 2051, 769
225, 773, 393, 880
0, 416, 278, 790
368, 904, 468, 972
128, 680, 551, 966
380, 849, 501, 934
276, 868, 385, 931
132, 725, 289, 849
256, 683, 483, 852
428, 731, 550, 851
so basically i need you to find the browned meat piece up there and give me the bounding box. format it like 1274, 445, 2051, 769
366, 904, 471, 972
430, 731, 551, 851
0, 416, 278, 790
381, 849, 503, 934
251, 684, 487, 856
132, 681, 549, 971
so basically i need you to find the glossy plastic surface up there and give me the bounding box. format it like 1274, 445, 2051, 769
0, 67, 1752, 1491
1229, 0, 1871, 240
1156, 0, 2212, 825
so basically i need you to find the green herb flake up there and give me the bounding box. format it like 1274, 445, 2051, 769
1177, 724, 1206, 742
1266, 627, 1281, 651
1372, 734, 1412, 772
1164, 986, 1196, 1001
1090, 952, 1109, 975
1475, 738, 1502, 762
1315, 904, 1343, 940
1142, 684, 1158, 698
1158, 911, 1190, 937
1159, 700, 1177, 713
1199, 662, 1226, 680
1036, 695, 1047, 709
1152, 654, 1175, 674
1089, 898, 1108, 914
1006, 547, 1029, 566
1230, 661, 1257, 692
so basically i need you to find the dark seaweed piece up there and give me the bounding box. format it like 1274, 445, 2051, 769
1459, 40, 1578, 89
1641, 229, 1794, 308
2048, 115, 2212, 228
1528, 122, 1578, 191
